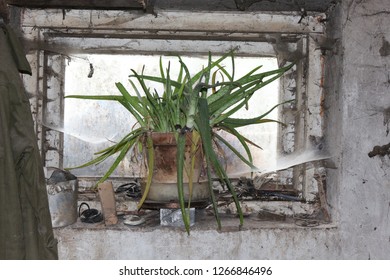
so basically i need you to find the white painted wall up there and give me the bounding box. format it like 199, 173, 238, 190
325, 0, 390, 259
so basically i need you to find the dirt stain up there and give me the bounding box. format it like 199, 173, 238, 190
379, 37, 390, 57
368, 143, 390, 158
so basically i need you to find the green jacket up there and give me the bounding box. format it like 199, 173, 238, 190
0, 24, 58, 259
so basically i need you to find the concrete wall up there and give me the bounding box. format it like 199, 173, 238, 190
327, 0, 390, 259
18, 0, 390, 259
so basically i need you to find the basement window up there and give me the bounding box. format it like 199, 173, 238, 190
22, 9, 327, 220
63, 54, 280, 179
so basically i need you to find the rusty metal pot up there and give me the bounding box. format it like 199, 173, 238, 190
141, 132, 210, 208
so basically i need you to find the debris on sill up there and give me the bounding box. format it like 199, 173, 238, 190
74, 175, 329, 227
314, 170, 331, 223
215, 176, 300, 202
123, 214, 145, 226
115, 180, 142, 199
256, 210, 286, 222
293, 211, 328, 228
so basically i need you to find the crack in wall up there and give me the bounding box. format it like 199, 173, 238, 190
362, 11, 390, 17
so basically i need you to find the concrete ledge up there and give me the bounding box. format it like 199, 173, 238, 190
54, 211, 340, 259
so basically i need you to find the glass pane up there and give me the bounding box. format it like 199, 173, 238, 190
64, 54, 279, 178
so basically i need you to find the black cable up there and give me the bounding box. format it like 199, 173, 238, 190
115, 182, 141, 198
78, 202, 103, 223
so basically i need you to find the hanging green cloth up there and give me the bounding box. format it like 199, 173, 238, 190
0, 24, 58, 259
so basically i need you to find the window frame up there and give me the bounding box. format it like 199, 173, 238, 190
21, 8, 327, 218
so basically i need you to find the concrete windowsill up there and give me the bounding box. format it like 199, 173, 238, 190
54, 209, 337, 233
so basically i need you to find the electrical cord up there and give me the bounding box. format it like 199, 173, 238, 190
115, 181, 141, 198
78, 202, 103, 223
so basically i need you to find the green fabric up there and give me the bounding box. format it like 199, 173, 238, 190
0, 25, 58, 259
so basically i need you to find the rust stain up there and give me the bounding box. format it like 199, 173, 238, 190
150, 132, 203, 183
320, 55, 326, 117
320, 55, 325, 88
320, 93, 325, 117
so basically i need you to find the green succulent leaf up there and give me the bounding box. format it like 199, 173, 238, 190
176, 132, 191, 234
137, 134, 154, 209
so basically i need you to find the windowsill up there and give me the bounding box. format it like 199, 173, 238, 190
63, 185, 332, 234
54, 209, 337, 233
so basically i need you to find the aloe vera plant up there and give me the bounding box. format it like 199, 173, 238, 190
66, 51, 293, 233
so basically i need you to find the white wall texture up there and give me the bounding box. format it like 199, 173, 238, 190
326, 0, 390, 259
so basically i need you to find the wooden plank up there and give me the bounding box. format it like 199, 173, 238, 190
6, 0, 146, 10
97, 181, 118, 226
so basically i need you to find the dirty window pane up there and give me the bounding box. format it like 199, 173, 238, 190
63, 54, 279, 177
